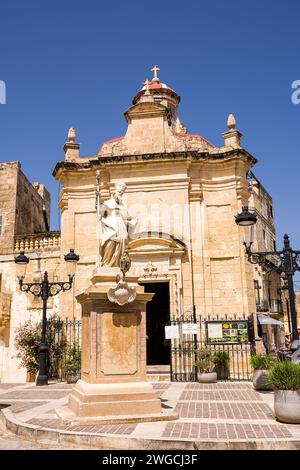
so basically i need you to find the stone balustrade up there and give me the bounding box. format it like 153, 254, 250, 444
14, 231, 61, 252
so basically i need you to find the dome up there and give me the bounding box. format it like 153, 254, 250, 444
142, 81, 175, 93
132, 66, 180, 105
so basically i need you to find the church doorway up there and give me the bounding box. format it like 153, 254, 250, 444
139, 281, 170, 365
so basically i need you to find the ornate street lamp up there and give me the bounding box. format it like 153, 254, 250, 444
234, 206, 257, 227
15, 249, 80, 386
235, 206, 300, 343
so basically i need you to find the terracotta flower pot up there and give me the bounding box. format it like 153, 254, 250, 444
274, 389, 300, 424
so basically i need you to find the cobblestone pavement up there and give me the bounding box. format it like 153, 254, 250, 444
0, 381, 299, 449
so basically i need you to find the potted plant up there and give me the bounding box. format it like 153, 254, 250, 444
213, 351, 230, 380
195, 349, 217, 383
63, 347, 81, 384
268, 360, 300, 423
250, 354, 276, 390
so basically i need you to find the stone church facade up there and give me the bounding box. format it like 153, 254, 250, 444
0, 69, 283, 382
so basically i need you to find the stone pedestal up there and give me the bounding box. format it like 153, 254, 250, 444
62, 270, 177, 424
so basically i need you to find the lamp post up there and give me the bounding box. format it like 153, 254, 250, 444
235, 206, 300, 343
14, 249, 80, 386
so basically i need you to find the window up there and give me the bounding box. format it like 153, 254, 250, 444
268, 284, 272, 310
0, 214, 3, 236
273, 240, 276, 251
269, 204, 273, 218
254, 280, 261, 306
263, 229, 266, 243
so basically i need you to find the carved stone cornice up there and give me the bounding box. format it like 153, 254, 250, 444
53, 148, 257, 177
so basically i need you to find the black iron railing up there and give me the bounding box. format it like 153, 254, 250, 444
48, 315, 252, 382
47, 318, 81, 380
170, 313, 253, 382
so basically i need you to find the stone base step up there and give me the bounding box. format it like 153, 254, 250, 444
147, 365, 170, 382
147, 375, 170, 382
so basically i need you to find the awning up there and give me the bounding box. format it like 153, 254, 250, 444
257, 315, 284, 325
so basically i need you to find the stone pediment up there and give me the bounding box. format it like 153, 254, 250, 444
124, 102, 167, 122
128, 232, 185, 256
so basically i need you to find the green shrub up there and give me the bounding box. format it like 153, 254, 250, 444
62, 347, 81, 376
194, 349, 215, 373
250, 354, 276, 370
213, 351, 230, 365
268, 361, 300, 390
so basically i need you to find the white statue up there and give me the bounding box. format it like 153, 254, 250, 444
96, 175, 137, 268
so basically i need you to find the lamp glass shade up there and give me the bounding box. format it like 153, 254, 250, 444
238, 219, 255, 227
64, 249, 79, 277
14, 251, 29, 279
16, 261, 28, 279
66, 259, 77, 277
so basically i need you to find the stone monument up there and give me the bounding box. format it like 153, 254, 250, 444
58, 173, 177, 424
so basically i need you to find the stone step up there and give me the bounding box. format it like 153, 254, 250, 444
147, 365, 171, 382
147, 374, 170, 382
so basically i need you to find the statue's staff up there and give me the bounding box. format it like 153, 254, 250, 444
95, 170, 101, 219
95, 170, 102, 267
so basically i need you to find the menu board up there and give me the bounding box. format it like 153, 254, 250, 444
206, 321, 248, 344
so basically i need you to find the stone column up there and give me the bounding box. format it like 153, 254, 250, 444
64, 271, 177, 423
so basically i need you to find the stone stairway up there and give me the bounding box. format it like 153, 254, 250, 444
147, 364, 171, 382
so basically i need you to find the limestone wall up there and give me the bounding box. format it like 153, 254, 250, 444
0, 162, 18, 254
249, 175, 282, 314
54, 149, 257, 321
16, 169, 50, 235
0, 247, 61, 383
0, 162, 50, 255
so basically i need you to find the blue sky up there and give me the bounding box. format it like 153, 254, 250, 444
0, 1, 300, 281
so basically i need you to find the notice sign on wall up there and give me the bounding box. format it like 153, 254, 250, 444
165, 325, 180, 339
206, 321, 248, 344
182, 323, 198, 335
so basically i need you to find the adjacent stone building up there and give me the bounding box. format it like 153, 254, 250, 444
0, 69, 290, 382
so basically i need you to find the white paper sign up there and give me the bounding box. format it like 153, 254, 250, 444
165, 325, 180, 339
182, 323, 198, 335
207, 323, 223, 339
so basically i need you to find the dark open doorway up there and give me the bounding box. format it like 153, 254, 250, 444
139, 281, 170, 365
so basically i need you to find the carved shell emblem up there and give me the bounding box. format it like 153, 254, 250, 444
107, 281, 136, 306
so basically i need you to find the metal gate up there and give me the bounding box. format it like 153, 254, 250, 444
170, 313, 253, 381
48, 318, 81, 380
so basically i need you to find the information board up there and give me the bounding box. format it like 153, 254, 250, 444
206, 320, 248, 344
164, 325, 180, 339
182, 323, 198, 335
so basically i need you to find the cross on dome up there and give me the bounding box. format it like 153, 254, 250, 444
143, 78, 150, 95
151, 65, 160, 83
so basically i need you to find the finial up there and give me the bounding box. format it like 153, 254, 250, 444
227, 114, 236, 130
68, 127, 76, 143
143, 78, 150, 95
151, 65, 160, 83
